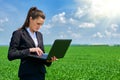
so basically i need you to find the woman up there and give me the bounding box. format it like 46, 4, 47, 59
8, 7, 57, 80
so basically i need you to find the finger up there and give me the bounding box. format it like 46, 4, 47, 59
37, 48, 43, 54
56, 58, 58, 60
53, 56, 58, 61
37, 50, 43, 56
36, 50, 41, 56
51, 57, 53, 60
51, 57, 54, 61
38, 49, 43, 54
52, 56, 56, 61
35, 48, 43, 56
53, 56, 56, 61
53, 56, 57, 61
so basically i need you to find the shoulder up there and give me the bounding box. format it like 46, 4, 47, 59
12, 30, 20, 34
12, 29, 25, 37
10, 29, 23, 41
12, 29, 25, 35
12, 30, 20, 35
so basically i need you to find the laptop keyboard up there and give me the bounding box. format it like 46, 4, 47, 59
40, 53, 48, 59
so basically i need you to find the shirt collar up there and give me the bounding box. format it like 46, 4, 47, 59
26, 27, 36, 36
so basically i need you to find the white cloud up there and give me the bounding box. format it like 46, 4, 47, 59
0, 17, 8, 32
79, 22, 95, 28
58, 30, 81, 39
60, 35, 64, 38
103, 24, 120, 38
110, 24, 119, 32
42, 12, 67, 32
67, 30, 81, 39
71, 33, 81, 38
93, 32, 104, 38
93, 29, 120, 39
40, 25, 51, 35
51, 12, 66, 24
58, 32, 67, 38
0, 17, 8, 24
44, 24, 53, 29
105, 30, 120, 38
105, 30, 111, 36
105, 30, 111, 37
112, 33, 120, 37
75, 7, 85, 19
42, 12, 68, 35
68, 18, 77, 25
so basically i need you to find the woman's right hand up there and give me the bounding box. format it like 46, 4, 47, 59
29, 47, 43, 56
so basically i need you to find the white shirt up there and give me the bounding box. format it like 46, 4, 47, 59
26, 27, 38, 47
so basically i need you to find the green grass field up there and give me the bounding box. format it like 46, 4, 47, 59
0, 45, 120, 80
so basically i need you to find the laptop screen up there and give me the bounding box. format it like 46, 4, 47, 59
47, 39, 72, 60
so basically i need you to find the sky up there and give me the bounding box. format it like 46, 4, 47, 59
0, 0, 120, 45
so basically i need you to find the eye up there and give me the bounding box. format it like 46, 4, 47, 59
37, 23, 43, 25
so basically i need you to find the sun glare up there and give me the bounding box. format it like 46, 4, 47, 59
90, 0, 120, 18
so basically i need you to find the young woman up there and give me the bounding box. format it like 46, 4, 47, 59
8, 7, 57, 80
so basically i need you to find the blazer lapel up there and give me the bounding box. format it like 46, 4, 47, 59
36, 32, 45, 53
36, 32, 43, 48
36, 32, 41, 46
22, 29, 36, 47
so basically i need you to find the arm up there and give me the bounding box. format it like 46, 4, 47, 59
8, 30, 30, 61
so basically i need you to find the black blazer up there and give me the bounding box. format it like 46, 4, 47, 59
8, 28, 51, 77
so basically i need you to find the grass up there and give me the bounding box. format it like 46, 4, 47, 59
0, 46, 19, 80
0, 45, 120, 80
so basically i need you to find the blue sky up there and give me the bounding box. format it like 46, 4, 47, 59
0, 0, 120, 45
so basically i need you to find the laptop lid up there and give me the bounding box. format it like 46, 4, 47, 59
46, 39, 72, 60
28, 39, 72, 60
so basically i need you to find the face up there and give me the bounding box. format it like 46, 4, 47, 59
29, 16, 45, 32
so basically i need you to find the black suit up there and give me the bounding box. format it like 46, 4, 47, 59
8, 28, 51, 80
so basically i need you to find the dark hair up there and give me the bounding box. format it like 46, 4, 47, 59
19, 7, 45, 29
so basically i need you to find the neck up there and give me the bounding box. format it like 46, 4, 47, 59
27, 27, 35, 34
30, 28, 34, 34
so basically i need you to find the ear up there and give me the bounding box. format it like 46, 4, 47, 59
29, 17, 33, 22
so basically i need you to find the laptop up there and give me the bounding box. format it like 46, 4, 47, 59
29, 39, 72, 60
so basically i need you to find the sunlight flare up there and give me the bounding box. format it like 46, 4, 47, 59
90, 0, 120, 18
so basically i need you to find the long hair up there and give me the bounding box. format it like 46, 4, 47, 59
19, 7, 45, 30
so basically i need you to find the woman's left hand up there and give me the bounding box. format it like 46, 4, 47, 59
46, 56, 58, 62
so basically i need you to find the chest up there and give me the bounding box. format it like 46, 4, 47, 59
18, 33, 43, 50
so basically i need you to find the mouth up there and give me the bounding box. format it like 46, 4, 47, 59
35, 27, 40, 31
